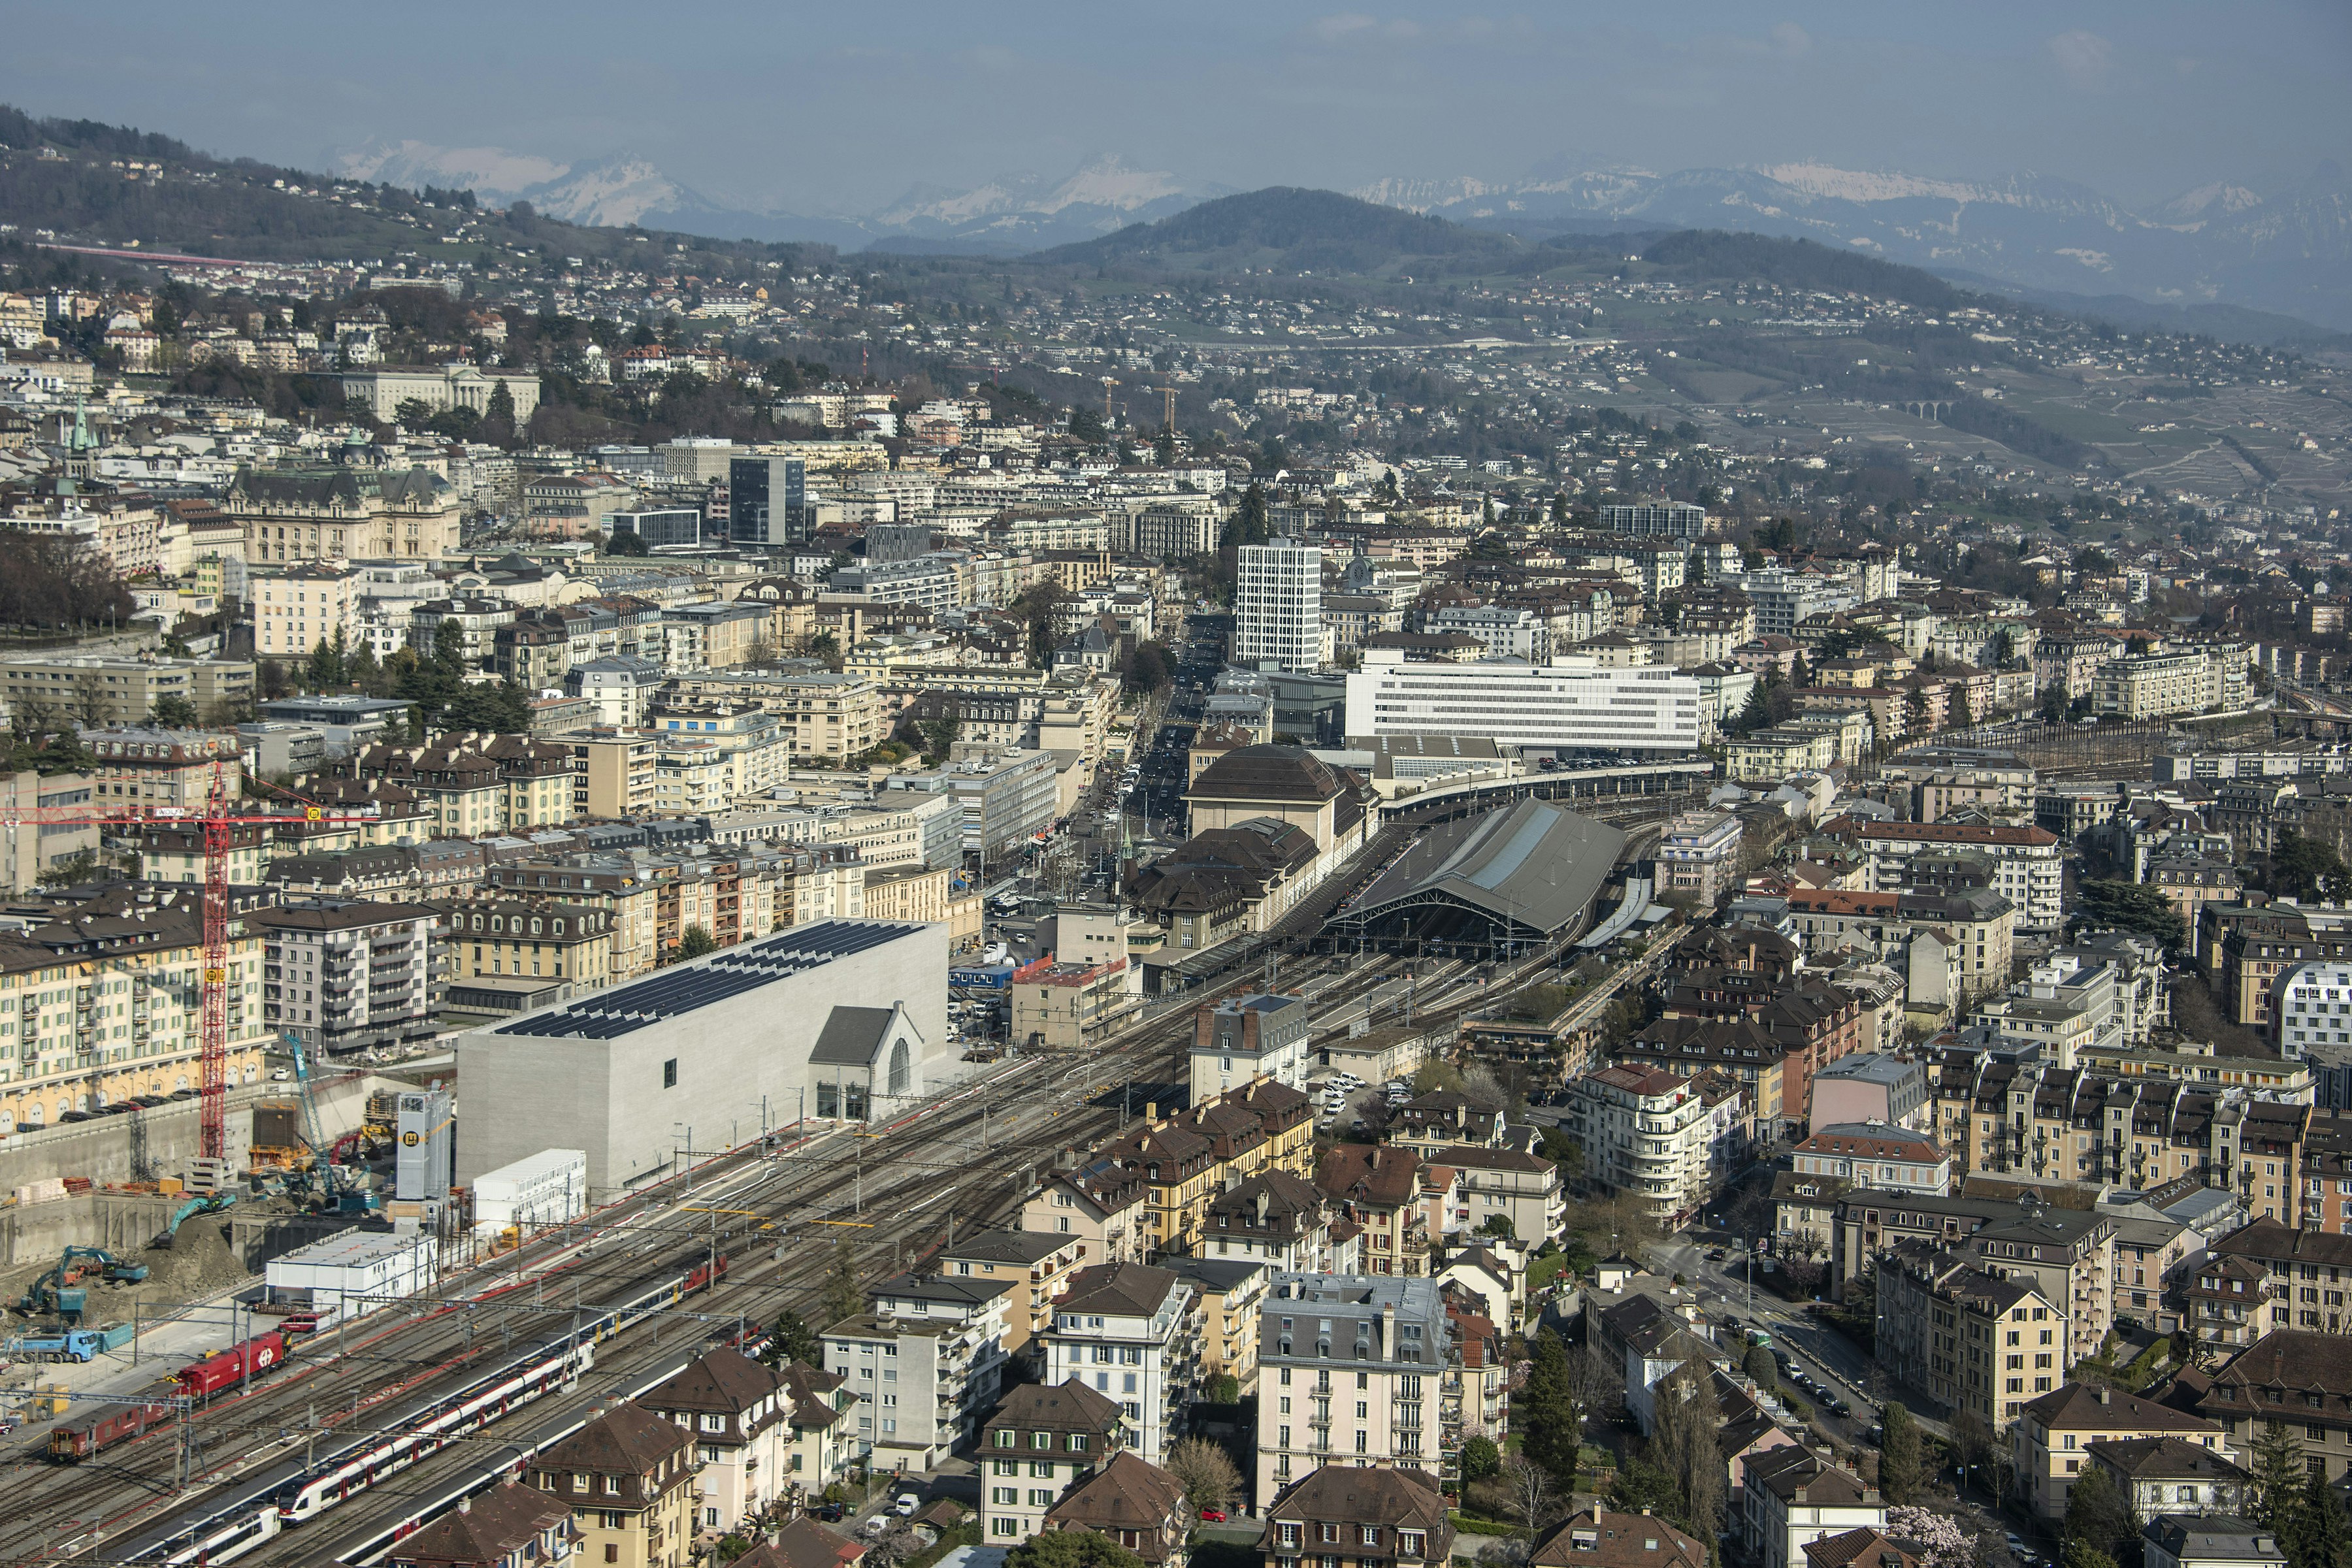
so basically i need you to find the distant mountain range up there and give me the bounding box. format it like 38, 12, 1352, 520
336, 140, 2348, 331
1362, 161, 2352, 335
333, 143, 1228, 253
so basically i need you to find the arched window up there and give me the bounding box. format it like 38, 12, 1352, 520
889, 1039, 911, 1097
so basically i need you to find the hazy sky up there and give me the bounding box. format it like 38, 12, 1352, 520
6, 2, 2347, 212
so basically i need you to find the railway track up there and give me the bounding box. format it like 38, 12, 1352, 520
10, 813, 1622, 1565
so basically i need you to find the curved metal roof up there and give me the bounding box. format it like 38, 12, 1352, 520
1343, 798, 1626, 936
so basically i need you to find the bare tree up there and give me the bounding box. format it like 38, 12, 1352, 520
1165, 1437, 1242, 1515
1501, 1454, 1564, 1543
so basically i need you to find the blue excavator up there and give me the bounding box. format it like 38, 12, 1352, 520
16, 1246, 150, 1321
153, 1190, 238, 1250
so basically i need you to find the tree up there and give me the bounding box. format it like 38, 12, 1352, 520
1731, 681, 1772, 736
606, 528, 649, 557
1225, 482, 1270, 550
1164, 1437, 1243, 1515
1518, 1328, 1583, 1484
391, 396, 436, 431
1501, 1453, 1564, 1541
759, 1307, 823, 1369
1878, 1401, 1924, 1505
917, 716, 962, 764
2288, 1466, 2352, 1568
2073, 880, 2187, 948
1607, 1456, 1682, 1518
676, 925, 719, 962
39, 847, 103, 889
819, 1237, 862, 1328
1202, 1372, 1240, 1405
2041, 686, 2069, 725
2271, 828, 2351, 904
483, 378, 518, 446
1460, 1435, 1503, 1484
150, 693, 201, 728
1477, 1213, 1518, 1243
2253, 1422, 2309, 1533
1648, 1361, 1726, 1541
1887, 1508, 1974, 1568
2059, 1539, 2117, 1568
2063, 1463, 2136, 1565
1742, 1343, 1778, 1389
1005, 1533, 1145, 1568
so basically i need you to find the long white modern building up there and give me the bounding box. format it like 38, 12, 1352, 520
454, 920, 949, 1196
1342, 647, 1701, 755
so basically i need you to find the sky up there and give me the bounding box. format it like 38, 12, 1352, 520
4, 2, 2347, 216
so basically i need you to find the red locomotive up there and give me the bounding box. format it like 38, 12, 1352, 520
176, 1330, 287, 1397
49, 1397, 175, 1462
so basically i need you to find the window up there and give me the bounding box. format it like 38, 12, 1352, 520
994, 1431, 1016, 1449
662, 1058, 678, 1089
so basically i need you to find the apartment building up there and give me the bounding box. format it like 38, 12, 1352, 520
1343, 647, 1701, 755
1191, 993, 1312, 1102
1431, 1145, 1567, 1247
1740, 1448, 1886, 1568
1852, 821, 2064, 931
1260, 1465, 1452, 1568
0, 653, 254, 728
1010, 956, 1141, 1050
641, 1349, 794, 1533
1203, 1171, 1344, 1273
323, 733, 574, 836
1038, 1262, 1198, 1464
253, 564, 362, 661
1791, 1124, 1951, 1196
2013, 1383, 2228, 1518
440, 900, 614, 991
823, 1273, 1014, 1471
666, 668, 887, 761
938, 1228, 1088, 1356
2196, 1329, 2352, 1486
527, 1403, 698, 1568
1022, 1162, 1151, 1267
572, 727, 660, 819
2203, 1221, 2352, 1339
0, 887, 270, 1133
1656, 809, 1744, 906
384, 1482, 576, 1568
1873, 1241, 2068, 1429
978, 1379, 1127, 1546
229, 462, 463, 564
1564, 1065, 1723, 1226
1313, 1145, 1433, 1277
252, 898, 441, 1058
82, 726, 242, 809
1253, 1273, 1448, 1501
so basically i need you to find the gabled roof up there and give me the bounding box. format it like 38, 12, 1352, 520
1530, 1508, 1706, 1568
735, 1518, 868, 1568
387, 1482, 569, 1568
983, 1377, 1126, 1435
1047, 1450, 1188, 1531
2019, 1381, 2220, 1434
540, 1402, 693, 1473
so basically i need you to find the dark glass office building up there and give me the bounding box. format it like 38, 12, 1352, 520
727, 455, 808, 547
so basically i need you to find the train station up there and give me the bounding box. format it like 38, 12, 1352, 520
1325, 798, 1629, 958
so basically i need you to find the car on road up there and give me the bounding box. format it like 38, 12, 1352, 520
1199, 1509, 1228, 1523
1827, 1397, 1851, 1416
2005, 1537, 2026, 1554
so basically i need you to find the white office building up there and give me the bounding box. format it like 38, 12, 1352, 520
1343, 647, 1701, 755
1601, 502, 1708, 540
1235, 539, 1325, 674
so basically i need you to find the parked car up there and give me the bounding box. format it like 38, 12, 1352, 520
863, 1516, 890, 1537
895, 1494, 921, 1516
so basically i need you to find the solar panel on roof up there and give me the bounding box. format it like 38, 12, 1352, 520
489, 921, 925, 1039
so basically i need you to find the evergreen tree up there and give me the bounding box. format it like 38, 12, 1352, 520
1648, 1362, 1726, 1541
2253, 1422, 2310, 1533
2063, 1465, 2136, 1565
759, 1307, 823, 1369
2290, 1466, 2352, 1568
1879, 1401, 1924, 1506
2059, 1540, 2117, 1568
1518, 1328, 1582, 1485
483, 378, 518, 446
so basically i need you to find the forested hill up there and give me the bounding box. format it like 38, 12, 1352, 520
0, 103, 812, 278
1035, 187, 1526, 275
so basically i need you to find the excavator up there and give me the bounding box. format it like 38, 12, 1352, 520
153, 1190, 238, 1250
16, 1247, 150, 1320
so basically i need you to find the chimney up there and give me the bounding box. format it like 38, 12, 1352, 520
2097, 1387, 2111, 1405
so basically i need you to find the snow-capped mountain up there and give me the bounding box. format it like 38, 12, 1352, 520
336, 139, 569, 199
866, 156, 1230, 250
1358, 161, 2352, 331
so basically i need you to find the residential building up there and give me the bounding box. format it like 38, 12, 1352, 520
229, 463, 463, 564
2196, 1329, 2352, 1485
2140, 1516, 2287, 1568
527, 1403, 698, 1568
572, 728, 661, 819
82, 726, 241, 810
2085, 1437, 2253, 1520
1740, 1447, 1886, 1568
1203, 1171, 1343, 1273
1258, 1465, 1450, 1568
978, 1379, 1127, 1546
776, 1360, 859, 1492
2012, 1382, 2228, 1518
1252, 1272, 1448, 1500
253, 564, 362, 661
1563, 1066, 1722, 1225
1851, 820, 2065, 932
1432, 1145, 1567, 1247
1039, 1263, 1198, 1465
1022, 1163, 1152, 1267
382, 1482, 578, 1568
1192, 993, 1312, 1102
1527, 1509, 1707, 1568
1009, 956, 1141, 1049
1656, 809, 1743, 906
1600, 502, 1708, 540
823, 1272, 1015, 1471
642, 1349, 794, 1533
938, 1229, 1088, 1356
1810, 1054, 1929, 1131
441, 900, 615, 991
1043, 1452, 1192, 1568
1791, 1125, 1951, 1196
1872, 1241, 2066, 1429
252, 898, 441, 1058
0, 653, 254, 728
1313, 1145, 1432, 1277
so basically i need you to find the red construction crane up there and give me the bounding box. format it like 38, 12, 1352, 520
1, 777, 380, 1165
